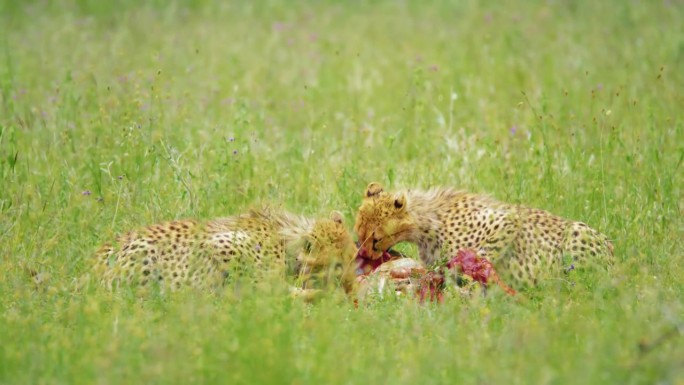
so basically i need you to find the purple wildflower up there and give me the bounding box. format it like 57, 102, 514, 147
82, 190, 92, 196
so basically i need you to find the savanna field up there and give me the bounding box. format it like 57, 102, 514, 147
1, 1, 683, 384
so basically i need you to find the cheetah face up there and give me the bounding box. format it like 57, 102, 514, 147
354, 182, 412, 260
297, 211, 358, 294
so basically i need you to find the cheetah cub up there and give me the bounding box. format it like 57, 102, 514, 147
354, 183, 614, 287
94, 208, 358, 296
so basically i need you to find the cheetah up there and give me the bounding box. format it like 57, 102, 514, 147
354, 182, 614, 287
94, 208, 358, 296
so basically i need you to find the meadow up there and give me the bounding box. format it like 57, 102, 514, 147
0, 1, 682, 384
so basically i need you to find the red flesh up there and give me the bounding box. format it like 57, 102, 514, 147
447, 249, 517, 296
355, 246, 516, 300
447, 249, 493, 284
355, 244, 399, 276
416, 272, 445, 303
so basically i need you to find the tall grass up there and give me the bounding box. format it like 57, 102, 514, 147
1, 1, 682, 384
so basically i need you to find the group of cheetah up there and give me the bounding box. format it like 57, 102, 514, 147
95, 182, 614, 298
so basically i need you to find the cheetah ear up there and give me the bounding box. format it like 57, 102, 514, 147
394, 193, 407, 211
365, 182, 384, 198
329, 210, 345, 225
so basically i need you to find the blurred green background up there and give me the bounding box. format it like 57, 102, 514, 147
1, 1, 682, 384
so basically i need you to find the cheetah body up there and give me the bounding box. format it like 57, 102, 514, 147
354, 183, 614, 286
95, 209, 357, 294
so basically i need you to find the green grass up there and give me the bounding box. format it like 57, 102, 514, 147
1, 1, 683, 384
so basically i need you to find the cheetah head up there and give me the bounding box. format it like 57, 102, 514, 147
354, 182, 412, 260
296, 211, 358, 295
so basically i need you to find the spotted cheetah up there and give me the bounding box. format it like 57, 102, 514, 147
354, 183, 614, 287
94, 208, 358, 296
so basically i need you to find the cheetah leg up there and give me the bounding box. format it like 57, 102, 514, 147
477, 219, 519, 276
474, 212, 543, 288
